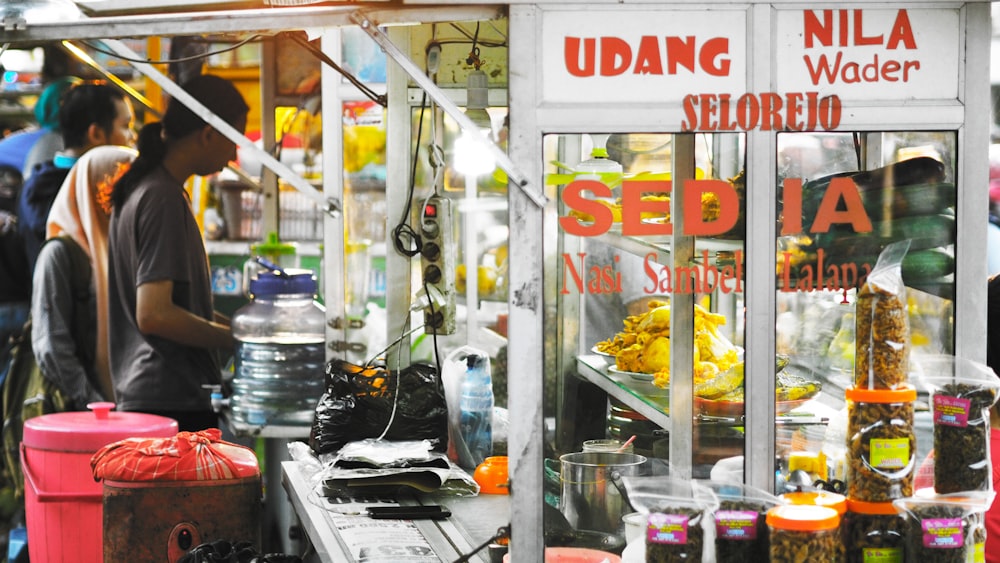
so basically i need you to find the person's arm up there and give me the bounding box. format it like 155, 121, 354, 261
135, 279, 233, 350
30, 242, 103, 407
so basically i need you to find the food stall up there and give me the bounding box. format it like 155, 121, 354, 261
0, 0, 995, 562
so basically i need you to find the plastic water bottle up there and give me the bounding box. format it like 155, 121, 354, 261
230, 265, 326, 426
459, 354, 493, 467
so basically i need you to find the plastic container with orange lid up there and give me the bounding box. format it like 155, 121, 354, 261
842, 499, 905, 563
780, 490, 847, 515
766, 505, 841, 562
845, 385, 917, 502
473, 456, 509, 494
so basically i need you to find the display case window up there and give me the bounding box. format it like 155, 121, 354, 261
774, 130, 956, 489
547, 132, 750, 479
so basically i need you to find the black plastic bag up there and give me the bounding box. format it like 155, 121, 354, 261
309, 359, 449, 456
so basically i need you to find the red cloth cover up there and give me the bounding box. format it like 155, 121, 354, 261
91, 428, 259, 482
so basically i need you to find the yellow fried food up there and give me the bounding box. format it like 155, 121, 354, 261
639, 195, 670, 221
695, 363, 744, 399
636, 303, 671, 336
598, 300, 746, 379
641, 336, 671, 373
568, 199, 623, 223
701, 191, 721, 222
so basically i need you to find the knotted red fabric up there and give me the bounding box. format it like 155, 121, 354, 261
91, 428, 259, 482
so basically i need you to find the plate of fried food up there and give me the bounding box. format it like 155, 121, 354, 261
593, 300, 743, 390
590, 345, 616, 359
607, 366, 655, 382
693, 359, 822, 417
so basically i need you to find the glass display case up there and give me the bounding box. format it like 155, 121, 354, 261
539, 128, 961, 559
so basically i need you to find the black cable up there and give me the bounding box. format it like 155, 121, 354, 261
447, 21, 506, 48
80, 36, 261, 65
391, 92, 428, 258
431, 38, 507, 49
283, 32, 386, 107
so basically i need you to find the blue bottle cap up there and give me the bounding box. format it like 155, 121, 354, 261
249, 269, 317, 298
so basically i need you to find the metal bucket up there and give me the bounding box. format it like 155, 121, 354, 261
559, 452, 647, 534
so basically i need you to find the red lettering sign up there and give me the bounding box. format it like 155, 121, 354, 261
681, 92, 841, 132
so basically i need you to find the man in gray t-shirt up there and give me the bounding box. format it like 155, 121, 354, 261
107, 167, 220, 414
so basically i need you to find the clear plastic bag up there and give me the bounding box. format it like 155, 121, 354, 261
855, 240, 911, 389
696, 480, 784, 563
893, 491, 994, 563
913, 355, 1000, 494
621, 475, 720, 563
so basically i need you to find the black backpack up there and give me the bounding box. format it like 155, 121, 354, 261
0, 236, 90, 515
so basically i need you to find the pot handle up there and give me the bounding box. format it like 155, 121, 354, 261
20, 444, 103, 503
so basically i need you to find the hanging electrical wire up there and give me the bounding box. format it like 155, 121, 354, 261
282, 31, 386, 107
391, 91, 427, 259
80, 36, 261, 65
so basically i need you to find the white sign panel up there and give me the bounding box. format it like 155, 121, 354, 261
541, 10, 747, 104
775, 8, 960, 100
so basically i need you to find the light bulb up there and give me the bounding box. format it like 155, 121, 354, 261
454, 128, 495, 177
455, 68, 495, 177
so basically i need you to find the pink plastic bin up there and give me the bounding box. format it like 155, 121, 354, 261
21, 402, 177, 563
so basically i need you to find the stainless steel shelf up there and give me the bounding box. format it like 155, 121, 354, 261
575, 354, 671, 431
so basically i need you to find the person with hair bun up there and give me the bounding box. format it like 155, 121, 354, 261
107, 74, 249, 432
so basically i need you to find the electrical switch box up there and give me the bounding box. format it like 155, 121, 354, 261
420, 195, 457, 334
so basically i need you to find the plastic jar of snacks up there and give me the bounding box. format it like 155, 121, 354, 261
780, 491, 847, 517
842, 499, 906, 563
767, 505, 841, 563
845, 385, 916, 502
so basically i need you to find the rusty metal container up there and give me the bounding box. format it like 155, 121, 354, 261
102, 475, 262, 562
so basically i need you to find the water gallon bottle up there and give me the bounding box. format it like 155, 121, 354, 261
230, 264, 326, 426
459, 353, 494, 467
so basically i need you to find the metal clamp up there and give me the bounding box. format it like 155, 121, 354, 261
325, 197, 342, 218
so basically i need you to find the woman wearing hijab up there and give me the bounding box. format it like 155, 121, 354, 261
30, 145, 137, 409
107, 74, 249, 432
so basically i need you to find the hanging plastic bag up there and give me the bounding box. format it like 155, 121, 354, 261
309, 359, 448, 456
855, 239, 911, 390
697, 480, 784, 563
621, 475, 720, 563
913, 355, 1000, 494
893, 491, 993, 563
